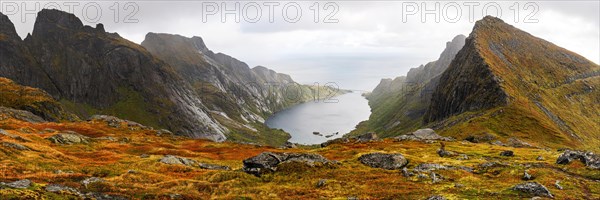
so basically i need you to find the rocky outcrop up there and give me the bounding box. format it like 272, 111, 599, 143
556, 150, 600, 170
0, 78, 76, 122
424, 22, 509, 122
424, 16, 600, 147
47, 132, 90, 144
394, 129, 454, 142
358, 153, 408, 170
0, 107, 46, 123
243, 152, 335, 176
512, 182, 553, 198
159, 155, 198, 166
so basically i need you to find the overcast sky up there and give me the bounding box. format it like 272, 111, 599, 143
3, 1, 599, 90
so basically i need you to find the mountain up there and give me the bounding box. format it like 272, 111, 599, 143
141, 33, 339, 145
360, 16, 600, 149
425, 16, 600, 148
0, 9, 339, 146
0, 9, 230, 141
351, 35, 466, 137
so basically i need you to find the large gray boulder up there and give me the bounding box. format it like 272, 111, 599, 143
243, 152, 335, 176
159, 155, 198, 166
556, 150, 600, 170
512, 182, 553, 198
47, 132, 90, 144
358, 153, 408, 170
395, 129, 453, 142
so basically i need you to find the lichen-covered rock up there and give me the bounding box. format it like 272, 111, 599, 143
358, 153, 408, 170
47, 133, 89, 144
394, 129, 454, 142
321, 137, 350, 147
3, 179, 32, 189
159, 155, 198, 166
556, 150, 600, 170
512, 182, 553, 198
81, 177, 104, 188
243, 152, 335, 176
354, 132, 379, 142
199, 163, 230, 170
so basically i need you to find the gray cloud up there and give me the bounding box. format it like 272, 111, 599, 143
2, 1, 598, 91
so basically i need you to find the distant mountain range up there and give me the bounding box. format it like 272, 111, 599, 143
0, 9, 336, 146
355, 16, 600, 149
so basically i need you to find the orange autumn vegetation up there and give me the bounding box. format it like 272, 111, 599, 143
0, 114, 599, 199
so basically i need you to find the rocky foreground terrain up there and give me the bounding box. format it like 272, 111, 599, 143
0, 110, 598, 199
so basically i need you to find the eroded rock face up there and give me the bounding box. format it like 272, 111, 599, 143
0, 107, 46, 123
395, 129, 454, 142
512, 182, 553, 198
243, 152, 335, 176
0, 9, 227, 142
358, 153, 408, 170
556, 150, 600, 170
47, 133, 90, 144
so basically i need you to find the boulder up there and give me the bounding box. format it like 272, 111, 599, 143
437, 143, 457, 157
4, 179, 32, 189
316, 179, 326, 188
159, 155, 198, 166
522, 170, 534, 180
243, 152, 335, 176
500, 150, 514, 157
321, 137, 350, 147
414, 163, 448, 172
465, 132, 496, 143
81, 177, 104, 188
506, 137, 534, 148
512, 182, 553, 198
45, 184, 81, 195
556, 150, 600, 170
354, 132, 379, 142
358, 153, 408, 170
554, 180, 563, 190
426, 195, 446, 200
395, 129, 453, 142
47, 133, 89, 144
199, 163, 230, 170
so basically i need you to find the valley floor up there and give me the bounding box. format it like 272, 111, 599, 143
0, 117, 598, 199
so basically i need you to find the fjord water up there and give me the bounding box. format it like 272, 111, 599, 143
265, 92, 371, 144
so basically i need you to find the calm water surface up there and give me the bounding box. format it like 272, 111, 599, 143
265, 92, 371, 144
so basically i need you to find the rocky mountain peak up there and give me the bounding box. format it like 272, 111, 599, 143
32, 9, 83, 36
0, 12, 19, 40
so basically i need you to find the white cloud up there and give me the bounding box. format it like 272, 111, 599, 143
3, 1, 598, 90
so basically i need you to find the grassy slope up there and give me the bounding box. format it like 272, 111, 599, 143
0, 116, 598, 199
0, 77, 76, 122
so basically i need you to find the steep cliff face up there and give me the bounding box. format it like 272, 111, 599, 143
141, 33, 339, 145
424, 32, 509, 123
424, 16, 600, 148
354, 35, 466, 137
0, 10, 227, 141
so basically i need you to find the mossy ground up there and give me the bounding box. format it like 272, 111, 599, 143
0, 116, 598, 199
